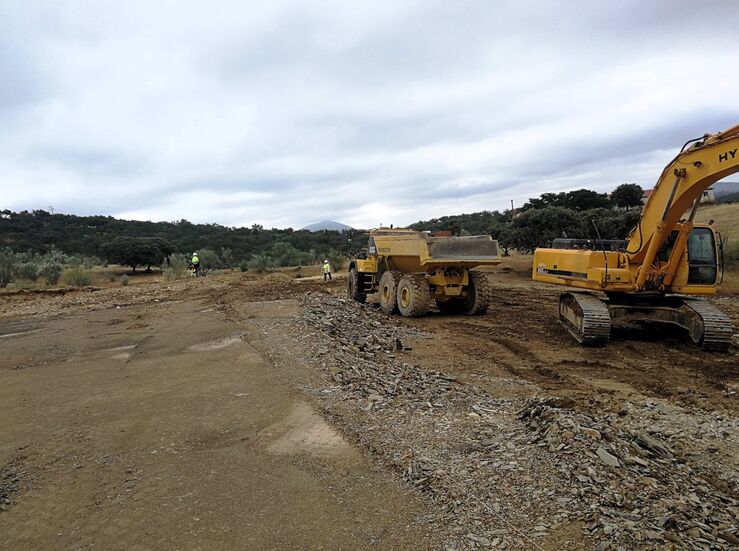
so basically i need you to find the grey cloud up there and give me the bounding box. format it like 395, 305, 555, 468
1, 1, 739, 230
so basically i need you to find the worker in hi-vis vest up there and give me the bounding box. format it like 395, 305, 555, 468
322, 259, 332, 281
191, 252, 200, 276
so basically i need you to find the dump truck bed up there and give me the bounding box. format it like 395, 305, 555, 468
369, 230, 501, 272
425, 235, 501, 266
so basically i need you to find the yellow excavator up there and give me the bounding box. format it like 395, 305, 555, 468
533, 123, 739, 350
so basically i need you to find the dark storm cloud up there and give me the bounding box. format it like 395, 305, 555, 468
1, 0, 738, 228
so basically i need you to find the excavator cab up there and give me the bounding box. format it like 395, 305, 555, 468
686, 227, 718, 285
666, 224, 720, 292
657, 225, 719, 286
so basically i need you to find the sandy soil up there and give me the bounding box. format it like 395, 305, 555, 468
0, 277, 436, 550
1, 267, 737, 550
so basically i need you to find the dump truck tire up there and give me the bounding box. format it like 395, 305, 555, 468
348, 268, 366, 303
397, 274, 430, 317
436, 298, 464, 314
462, 271, 492, 315
378, 271, 401, 313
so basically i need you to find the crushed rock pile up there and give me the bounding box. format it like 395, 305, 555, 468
285, 292, 739, 550
520, 399, 739, 549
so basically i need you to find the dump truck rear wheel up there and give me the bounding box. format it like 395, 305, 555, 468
348, 268, 366, 303
462, 271, 492, 315
436, 298, 464, 314
378, 271, 401, 313
397, 274, 430, 317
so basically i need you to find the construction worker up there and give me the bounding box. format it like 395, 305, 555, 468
191, 252, 200, 276
322, 259, 332, 281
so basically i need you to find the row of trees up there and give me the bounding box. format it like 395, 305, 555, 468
0, 210, 354, 261
413, 184, 645, 253
520, 184, 643, 212
1, 183, 648, 274
494, 207, 640, 253
97, 236, 346, 273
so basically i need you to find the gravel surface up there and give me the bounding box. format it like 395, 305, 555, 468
259, 291, 739, 550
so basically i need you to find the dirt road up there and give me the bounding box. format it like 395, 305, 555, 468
0, 279, 435, 550
1, 269, 737, 550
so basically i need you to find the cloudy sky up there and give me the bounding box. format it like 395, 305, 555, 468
1, 1, 738, 229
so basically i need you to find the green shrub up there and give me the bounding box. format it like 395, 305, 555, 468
163, 254, 189, 280
326, 251, 346, 271
239, 259, 249, 272
247, 253, 275, 273
121, 274, 129, 286
83, 256, 101, 269
0, 248, 16, 288
62, 266, 92, 288
194, 248, 223, 270
16, 262, 39, 281
40, 262, 63, 285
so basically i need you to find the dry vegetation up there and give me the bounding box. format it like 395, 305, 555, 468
695, 201, 739, 236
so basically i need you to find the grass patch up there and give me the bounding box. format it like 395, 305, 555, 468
163, 255, 189, 281
62, 266, 93, 288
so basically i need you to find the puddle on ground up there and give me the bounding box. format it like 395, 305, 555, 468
188, 333, 246, 351
262, 402, 360, 461
105, 344, 137, 352
0, 329, 41, 339
111, 353, 131, 361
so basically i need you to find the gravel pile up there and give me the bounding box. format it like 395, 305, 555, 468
285, 292, 739, 550
520, 398, 739, 549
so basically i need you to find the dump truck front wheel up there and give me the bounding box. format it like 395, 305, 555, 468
397, 274, 430, 317
379, 271, 401, 313
348, 268, 367, 303
461, 271, 492, 315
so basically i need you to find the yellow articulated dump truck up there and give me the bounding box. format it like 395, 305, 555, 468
347, 228, 501, 317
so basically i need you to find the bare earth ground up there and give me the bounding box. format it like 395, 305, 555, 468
1, 267, 737, 550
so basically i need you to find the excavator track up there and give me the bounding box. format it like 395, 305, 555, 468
559, 292, 611, 346
682, 298, 734, 352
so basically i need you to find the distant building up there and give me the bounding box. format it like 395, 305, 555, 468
642, 187, 715, 205
700, 188, 717, 204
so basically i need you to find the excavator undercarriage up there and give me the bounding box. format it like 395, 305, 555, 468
559, 292, 733, 351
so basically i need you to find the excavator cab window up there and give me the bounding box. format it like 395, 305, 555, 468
687, 227, 717, 285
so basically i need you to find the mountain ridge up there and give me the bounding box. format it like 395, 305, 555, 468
301, 220, 354, 232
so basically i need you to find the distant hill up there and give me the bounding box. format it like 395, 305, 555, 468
301, 220, 353, 232
714, 181, 738, 196
714, 181, 739, 203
